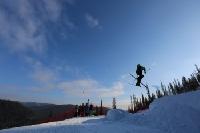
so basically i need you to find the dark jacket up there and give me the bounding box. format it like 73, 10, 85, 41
136, 65, 146, 75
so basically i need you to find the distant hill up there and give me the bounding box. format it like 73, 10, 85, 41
0, 99, 77, 130
22, 102, 76, 121
21, 102, 54, 108
0, 99, 109, 130
0, 99, 33, 130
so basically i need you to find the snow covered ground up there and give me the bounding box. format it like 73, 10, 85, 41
1, 90, 200, 133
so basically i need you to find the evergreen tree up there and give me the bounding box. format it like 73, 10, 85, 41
195, 64, 200, 73
173, 79, 181, 94
128, 106, 131, 113
169, 82, 176, 95
130, 95, 133, 112
161, 82, 168, 96
141, 94, 145, 107
146, 85, 151, 101
167, 86, 173, 96
112, 98, 116, 109
95, 106, 99, 116
195, 64, 200, 84
156, 89, 163, 98
144, 97, 149, 108
151, 93, 156, 102
100, 99, 103, 115
188, 74, 199, 91
133, 94, 137, 111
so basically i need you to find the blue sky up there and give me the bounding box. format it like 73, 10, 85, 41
0, 0, 200, 109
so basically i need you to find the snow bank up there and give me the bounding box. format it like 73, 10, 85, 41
130, 90, 200, 133
150, 89, 200, 111
106, 109, 129, 121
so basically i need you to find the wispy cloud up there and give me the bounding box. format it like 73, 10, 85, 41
43, 0, 62, 21
24, 56, 58, 89
24, 56, 125, 98
65, 0, 76, 5
31, 63, 57, 84
58, 79, 125, 98
58, 79, 98, 96
0, 0, 75, 55
28, 65, 125, 97
85, 13, 101, 29
99, 82, 124, 97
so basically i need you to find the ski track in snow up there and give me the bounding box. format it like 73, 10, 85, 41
1, 90, 200, 133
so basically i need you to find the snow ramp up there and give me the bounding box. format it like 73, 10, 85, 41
124, 90, 200, 133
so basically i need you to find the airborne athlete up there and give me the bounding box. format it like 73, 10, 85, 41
135, 64, 146, 86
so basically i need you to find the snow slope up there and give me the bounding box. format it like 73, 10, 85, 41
1, 90, 200, 133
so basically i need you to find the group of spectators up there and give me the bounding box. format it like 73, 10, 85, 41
75, 102, 94, 117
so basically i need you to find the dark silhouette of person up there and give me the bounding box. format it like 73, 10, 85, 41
89, 104, 93, 115
136, 64, 146, 86
75, 105, 79, 117
85, 103, 89, 116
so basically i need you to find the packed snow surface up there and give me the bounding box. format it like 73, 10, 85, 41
106, 109, 129, 121
1, 90, 200, 133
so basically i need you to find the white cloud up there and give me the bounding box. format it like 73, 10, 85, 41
32, 67, 56, 84
43, 0, 62, 21
26, 61, 125, 97
85, 13, 101, 28
24, 56, 57, 85
0, 1, 44, 54
99, 82, 124, 97
27, 58, 123, 97
24, 57, 59, 93
58, 79, 125, 98
58, 79, 98, 96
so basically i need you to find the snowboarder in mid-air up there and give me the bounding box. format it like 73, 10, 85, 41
135, 64, 146, 86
